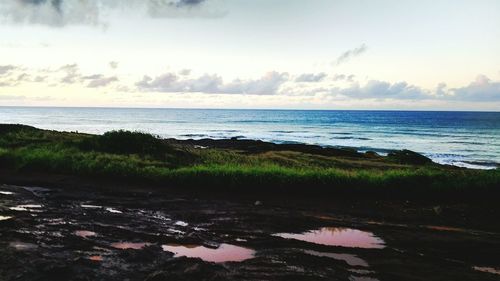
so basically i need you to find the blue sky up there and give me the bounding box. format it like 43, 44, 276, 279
0, 0, 499, 110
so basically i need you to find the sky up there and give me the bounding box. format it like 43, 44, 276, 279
0, 0, 499, 110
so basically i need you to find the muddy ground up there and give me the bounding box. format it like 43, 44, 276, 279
1, 177, 500, 281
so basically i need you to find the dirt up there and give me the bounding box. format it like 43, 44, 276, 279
1, 178, 500, 281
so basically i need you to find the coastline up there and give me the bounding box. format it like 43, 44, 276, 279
0, 123, 499, 200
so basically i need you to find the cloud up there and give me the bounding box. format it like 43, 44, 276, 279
338, 80, 429, 100
335, 44, 367, 65
86, 75, 118, 88
136, 71, 289, 95
332, 74, 355, 82
295, 72, 327, 83
0, 65, 17, 75
109, 61, 118, 69
449, 75, 500, 102
0, 0, 219, 27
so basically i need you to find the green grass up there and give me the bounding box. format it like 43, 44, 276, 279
0, 124, 499, 198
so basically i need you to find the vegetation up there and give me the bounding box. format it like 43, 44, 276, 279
0, 124, 499, 198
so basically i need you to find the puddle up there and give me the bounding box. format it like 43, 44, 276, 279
162, 243, 255, 263
0, 191, 14, 195
105, 207, 122, 214
111, 242, 151, 250
88, 255, 103, 262
274, 227, 385, 249
473, 266, 500, 275
426, 225, 467, 233
75, 230, 97, 238
9, 204, 43, 212
81, 204, 102, 209
9, 242, 38, 250
303, 250, 369, 267
174, 221, 188, 227
0, 215, 13, 221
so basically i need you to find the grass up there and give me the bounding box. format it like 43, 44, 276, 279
0, 124, 499, 198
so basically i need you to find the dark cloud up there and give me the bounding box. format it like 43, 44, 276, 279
136, 71, 289, 95
335, 44, 367, 65
0, 0, 219, 27
295, 73, 326, 83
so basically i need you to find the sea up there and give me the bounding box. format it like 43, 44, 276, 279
1, 107, 499, 169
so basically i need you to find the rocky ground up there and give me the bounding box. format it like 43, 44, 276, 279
1, 181, 500, 281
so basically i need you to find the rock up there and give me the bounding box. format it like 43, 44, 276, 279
387, 149, 432, 165
254, 201, 262, 206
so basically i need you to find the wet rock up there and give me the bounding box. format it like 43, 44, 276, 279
144, 258, 229, 281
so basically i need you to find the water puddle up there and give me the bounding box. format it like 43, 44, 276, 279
473, 266, 500, 275
75, 230, 97, 238
303, 250, 369, 267
174, 221, 188, 227
111, 242, 151, 250
9, 204, 43, 212
105, 207, 122, 214
88, 255, 103, 262
0, 215, 13, 221
9, 242, 38, 250
162, 243, 255, 263
0, 191, 14, 195
274, 227, 385, 249
81, 204, 102, 209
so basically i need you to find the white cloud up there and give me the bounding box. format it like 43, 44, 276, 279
136, 71, 289, 95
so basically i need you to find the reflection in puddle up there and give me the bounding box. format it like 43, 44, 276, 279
0, 191, 14, 195
105, 207, 122, 214
0, 215, 13, 221
9, 204, 43, 211
81, 204, 102, 209
303, 250, 369, 267
162, 243, 255, 263
111, 242, 151, 250
88, 255, 103, 262
9, 242, 38, 250
473, 266, 500, 275
426, 225, 467, 233
75, 230, 97, 238
274, 227, 385, 249
174, 221, 188, 227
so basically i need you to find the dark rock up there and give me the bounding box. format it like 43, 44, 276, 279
387, 149, 432, 165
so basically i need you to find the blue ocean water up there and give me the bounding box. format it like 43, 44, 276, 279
1, 107, 499, 169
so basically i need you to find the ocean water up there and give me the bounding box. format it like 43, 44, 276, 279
1, 107, 499, 169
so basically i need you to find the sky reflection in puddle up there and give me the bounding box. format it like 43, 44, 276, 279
0, 191, 14, 195
9, 204, 43, 212
162, 243, 255, 263
75, 230, 97, 238
111, 242, 151, 250
0, 215, 13, 221
9, 242, 38, 250
274, 227, 385, 249
473, 266, 500, 275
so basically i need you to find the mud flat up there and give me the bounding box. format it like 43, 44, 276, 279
1, 183, 500, 281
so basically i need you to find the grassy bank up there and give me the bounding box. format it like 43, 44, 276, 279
0, 124, 499, 198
